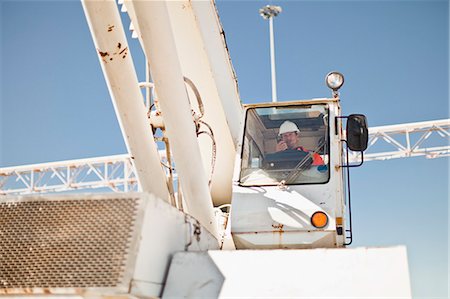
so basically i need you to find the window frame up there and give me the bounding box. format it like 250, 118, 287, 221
238, 104, 331, 187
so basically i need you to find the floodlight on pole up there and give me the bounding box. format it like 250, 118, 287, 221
259, 5, 282, 103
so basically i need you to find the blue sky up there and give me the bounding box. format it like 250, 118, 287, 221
1, 1, 448, 298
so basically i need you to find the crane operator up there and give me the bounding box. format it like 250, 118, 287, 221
275, 121, 324, 166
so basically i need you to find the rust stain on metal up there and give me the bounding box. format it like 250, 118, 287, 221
107, 25, 115, 32
119, 46, 129, 59
98, 50, 110, 63
119, 47, 128, 55
272, 223, 284, 231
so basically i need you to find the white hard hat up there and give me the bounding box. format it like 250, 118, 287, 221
279, 121, 299, 135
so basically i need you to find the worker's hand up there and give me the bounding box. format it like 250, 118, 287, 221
276, 141, 287, 152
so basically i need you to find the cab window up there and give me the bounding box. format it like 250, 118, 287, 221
239, 104, 329, 186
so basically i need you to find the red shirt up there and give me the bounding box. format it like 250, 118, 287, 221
296, 146, 324, 166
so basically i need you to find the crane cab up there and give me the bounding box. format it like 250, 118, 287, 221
231, 98, 347, 249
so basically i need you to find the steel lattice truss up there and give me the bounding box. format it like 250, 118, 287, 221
348, 119, 450, 163
1, 119, 449, 196
0, 155, 139, 195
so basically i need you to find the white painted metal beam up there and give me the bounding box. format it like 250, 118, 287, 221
164, 1, 239, 206
189, 1, 243, 146
121, 0, 242, 206
126, 0, 218, 238
81, 0, 170, 201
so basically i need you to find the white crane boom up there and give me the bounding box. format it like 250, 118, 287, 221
124, 0, 219, 237
81, 0, 170, 201
122, 0, 242, 206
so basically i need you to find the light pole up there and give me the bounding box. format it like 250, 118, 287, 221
259, 5, 282, 103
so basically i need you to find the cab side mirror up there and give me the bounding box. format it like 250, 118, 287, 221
346, 114, 368, 151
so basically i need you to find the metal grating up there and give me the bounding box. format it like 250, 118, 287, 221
0, 196, 140, 291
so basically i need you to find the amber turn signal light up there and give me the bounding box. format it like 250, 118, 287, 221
311, 211, 328, 228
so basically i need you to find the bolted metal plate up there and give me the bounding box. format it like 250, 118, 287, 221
0, 194, 143, 294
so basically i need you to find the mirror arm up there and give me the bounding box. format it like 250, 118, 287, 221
341, 139, 364, 168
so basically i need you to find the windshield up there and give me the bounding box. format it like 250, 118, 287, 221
239, 104, 329, 186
